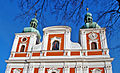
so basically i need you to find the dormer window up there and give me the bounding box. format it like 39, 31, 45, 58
52, 40, 59, 50
91, 42, 97, 50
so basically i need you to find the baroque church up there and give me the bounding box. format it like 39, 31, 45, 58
5, 11, 113, 73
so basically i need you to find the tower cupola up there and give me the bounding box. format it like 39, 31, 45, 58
23, 13, 41, 43
82, 8, 101, 28
30, 18, 38, 29
84, 12, 93, 24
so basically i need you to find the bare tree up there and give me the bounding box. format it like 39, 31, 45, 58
15, 0, 120, 43
16, 0, 119, 25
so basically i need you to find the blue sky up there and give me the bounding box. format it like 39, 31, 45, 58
0, 0, 120, 73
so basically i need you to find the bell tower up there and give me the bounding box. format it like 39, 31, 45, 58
80, 9, 108, 55
9, 14, 41, 58
24, 13, 41, 44
78, 8, 113, 73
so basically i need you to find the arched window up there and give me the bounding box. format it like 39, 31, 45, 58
20, 45, 25, 52
52, 72, 56, 73
52, 40, 59, 50
91, 42, 97, 50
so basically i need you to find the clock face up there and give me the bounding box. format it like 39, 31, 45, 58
88, 32, 98, 40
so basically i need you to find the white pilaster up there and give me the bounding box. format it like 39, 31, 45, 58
5, 65, 11, 73
76, 66, 82, 73
82, 66, 88, 73
64, 66, 69, 73
105, 66, 112, 73
28, 65, 33, 73
23, 65, 28, 73
38, 67, 44, 73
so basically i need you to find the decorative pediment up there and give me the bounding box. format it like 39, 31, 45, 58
13, 68, 21, 73
47, 68, 60, 73
91, 68, 102, 73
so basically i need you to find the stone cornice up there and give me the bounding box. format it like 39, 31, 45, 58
6, 57, 113, 63
15, 32, 37, 36
43, 26, 71, 32
80, 28, 106, 31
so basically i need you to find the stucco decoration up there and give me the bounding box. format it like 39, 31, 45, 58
47, 68, 60, 73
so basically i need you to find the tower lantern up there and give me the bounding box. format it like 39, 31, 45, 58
30, 13, 38, 29
83, 8, 100, 28
84, 8, 93, 24
84, 12, 93, 24
23, 13, 41, 43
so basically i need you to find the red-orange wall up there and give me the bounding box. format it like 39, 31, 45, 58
47, 34, 64, 50
86, 32, 101, 50
11, 68, 23, 73
70, 68, 75, 73
14, 37, 30, 57
16, 37, 30, 52
34, 68, 39, 73
89, 68, 104, 73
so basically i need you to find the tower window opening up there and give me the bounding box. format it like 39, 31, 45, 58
88, 18, 92, 23
33, 23, 35, 28
88, 18, 90, 20
52, 40, 59, 50
91, 42, 97, 50
20, 45, 25, 52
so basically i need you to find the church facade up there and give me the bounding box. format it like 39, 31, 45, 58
5, 12, 113, 73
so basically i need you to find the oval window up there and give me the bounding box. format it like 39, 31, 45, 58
22, 37, 27, 42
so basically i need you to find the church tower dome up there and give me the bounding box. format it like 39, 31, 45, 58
30, 17, 38, 29
82, 8, 100, 28
84, 12, 93, 24
23, 13, 41, 43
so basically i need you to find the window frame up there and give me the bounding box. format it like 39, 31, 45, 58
18, 44, 26, 52
52, 40, 60, 50
89, 40, 98, 50
50, 37, 61, 50
91, 42, 97, 50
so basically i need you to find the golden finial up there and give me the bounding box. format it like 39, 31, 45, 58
86, 8, 89, 12
35, 13, 37, 18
